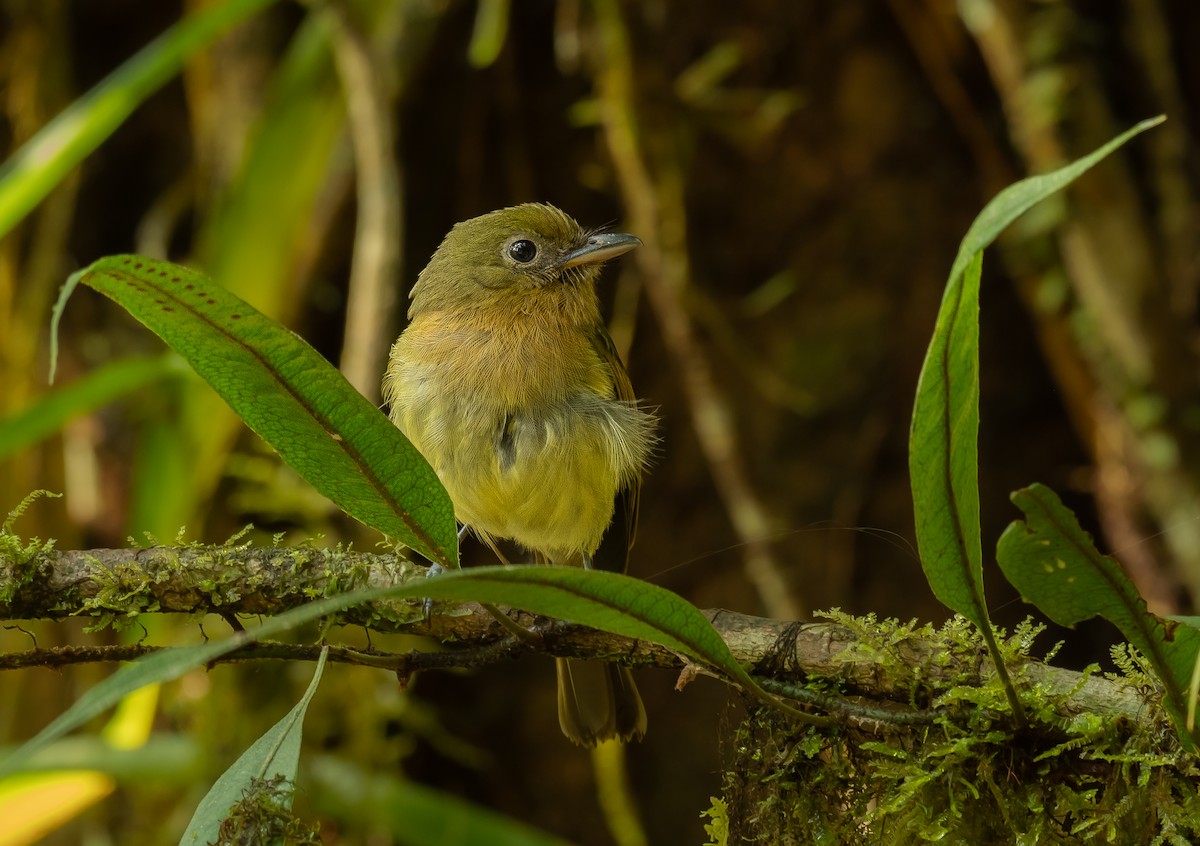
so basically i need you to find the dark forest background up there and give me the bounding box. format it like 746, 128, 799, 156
2, 1, 1199, 843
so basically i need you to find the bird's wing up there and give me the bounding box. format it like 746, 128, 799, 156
589, 324, 640, 575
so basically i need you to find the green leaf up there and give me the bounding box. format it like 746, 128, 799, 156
909, 116, 1164, 626
0, 0, 280, 239
997, 483, 1200, 747
0, 589, 371, 777
9, 735, 202, 782
179, 648, 327, 845
417, 565, 748, 681
308, 755, 572, 846
946, 116, 1165, 305
409, 566, 825, 723
54, 255, 457, 565
467, 0, 511, 68
0, 354, 185, 460
2, 562, 806, 779
910, 251, 986, 623
134, 12, 350, 539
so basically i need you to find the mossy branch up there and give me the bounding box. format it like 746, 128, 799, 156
1, 544, 1153, 739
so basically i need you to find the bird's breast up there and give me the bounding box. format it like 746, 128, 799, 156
384, 313, 653, 557
394, 313, 611, 406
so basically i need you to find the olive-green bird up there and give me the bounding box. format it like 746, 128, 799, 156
383, 203, 656, 745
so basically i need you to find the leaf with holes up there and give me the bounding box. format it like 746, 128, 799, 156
997, 483, 1200, 747
53, 255, 456, 566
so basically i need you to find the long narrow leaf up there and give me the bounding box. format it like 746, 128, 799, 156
909, 116, 1164, 627
138, 12, 350, 539
0, 355, 184, 459
378, 565, 821, 723
2, 563, 803, 777
414, 565, 752, 685
910, 250, 986, 622
0, 651, 225, 777
54, 255, 457, 566
0, 0, 279, 238
179, 648, 327, 844
0, 591, 367, 777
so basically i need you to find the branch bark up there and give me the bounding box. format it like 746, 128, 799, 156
1, 544, 1148, 735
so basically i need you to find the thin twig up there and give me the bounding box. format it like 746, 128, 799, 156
0, 637, 529, 673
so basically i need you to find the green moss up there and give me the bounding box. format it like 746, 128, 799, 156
0, 511, 423, 633
211, 774, 321, 846
79, 553, 163, 631
0, 491, 61, 606
702, 796, 729, 846
721, 613, 1200, 845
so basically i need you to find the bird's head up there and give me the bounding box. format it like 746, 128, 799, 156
409, 203, 641, 318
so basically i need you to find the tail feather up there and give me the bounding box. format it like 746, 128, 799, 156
556, 658, 646, 746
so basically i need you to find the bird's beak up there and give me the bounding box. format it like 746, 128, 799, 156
555, 232, 642, 269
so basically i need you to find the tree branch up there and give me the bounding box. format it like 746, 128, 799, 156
1, 545, 1148, 734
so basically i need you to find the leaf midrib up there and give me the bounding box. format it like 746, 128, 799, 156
938, 272, 987, 626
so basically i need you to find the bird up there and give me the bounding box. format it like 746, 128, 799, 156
383, 202, 657, 745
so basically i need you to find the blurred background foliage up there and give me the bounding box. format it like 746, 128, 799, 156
1, 0, 1199, 843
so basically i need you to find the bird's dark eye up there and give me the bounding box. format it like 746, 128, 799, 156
508, 239, 538, 263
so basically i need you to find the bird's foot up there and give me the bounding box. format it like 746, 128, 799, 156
422, 561, 446, 623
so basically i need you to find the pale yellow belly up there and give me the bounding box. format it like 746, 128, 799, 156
390, 387, 651, 561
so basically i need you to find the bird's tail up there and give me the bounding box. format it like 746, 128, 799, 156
556, 657, 647, 746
